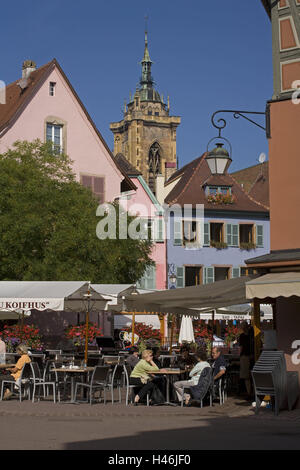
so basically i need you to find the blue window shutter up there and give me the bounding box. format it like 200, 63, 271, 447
232, 267, 241, 278
204, 222, 210, 246
173, 220, 182, 246
176, 267, 185, 288
256, 225, 264, 248
204, 267, 214, 284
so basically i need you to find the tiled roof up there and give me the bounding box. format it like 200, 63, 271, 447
261, 0, 271, 18
0, 59, 135, 191
165, 153, 269, 213
0, 61, 53, 131
231, 162, 269, 208
246, 249, 300, 265
114, 153, 142, 176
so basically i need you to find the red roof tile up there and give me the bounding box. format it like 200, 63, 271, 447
231, 162, 269, 208
165, 154, 269, 213
0, 59, 135, 191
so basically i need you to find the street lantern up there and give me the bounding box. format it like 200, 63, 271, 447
169, 272, 177, 285
205, 142, 232, 175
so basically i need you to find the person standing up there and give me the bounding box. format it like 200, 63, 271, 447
0, 337, 6, 363
239, 322, 253, 399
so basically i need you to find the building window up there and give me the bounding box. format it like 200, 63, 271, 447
155, 112, 159, 116
46, 123, 63, 153
148, 110, 152, 116
183, 221, 198, 245
49, 82, 56, 96
214, 267, 230, 282
80, 174, 105, 203
137, 265, 156, 290
210, 223, 224, 243
208, 186, 231, 196
185, 266, 202, 287
239, 224, 254, 244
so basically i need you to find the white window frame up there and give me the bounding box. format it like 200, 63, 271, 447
46, 123, 63, 153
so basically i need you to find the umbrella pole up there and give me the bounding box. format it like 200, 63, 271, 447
131, 311, 135, 347
84, 287, 91, 368
84, 309, 89, 367
169, 314, 174, 354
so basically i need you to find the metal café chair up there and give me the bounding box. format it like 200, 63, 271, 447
0, 362, 32, 402
30, 362, 57, 403
74, 365, 110, 405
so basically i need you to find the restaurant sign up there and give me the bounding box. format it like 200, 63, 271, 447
0, 298, 64, 311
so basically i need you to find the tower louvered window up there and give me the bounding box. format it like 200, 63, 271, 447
148, 142, 161, 194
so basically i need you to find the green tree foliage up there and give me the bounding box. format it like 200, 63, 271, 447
0, 140, 154, 282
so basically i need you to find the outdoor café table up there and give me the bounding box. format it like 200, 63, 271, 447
152, 369, 186, 406
52, 366, 95, 403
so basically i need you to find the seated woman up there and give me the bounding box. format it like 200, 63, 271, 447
173, 350, 210, 405
0, 344, 31, 400
130, 349, 167, 405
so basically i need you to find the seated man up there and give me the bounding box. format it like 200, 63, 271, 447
211, 346, 227, 397
126, 346, 140, 369
173, 350, 210, 405
176, 346, 197, 372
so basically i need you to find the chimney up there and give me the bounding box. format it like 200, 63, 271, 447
22, 60, 36, 79
165, 162, 177, 181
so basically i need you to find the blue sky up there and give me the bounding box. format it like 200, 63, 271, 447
1, 0, 272, 172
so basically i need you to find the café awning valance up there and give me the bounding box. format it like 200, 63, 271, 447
246, 272, 300, 300
0, 281, 107, 312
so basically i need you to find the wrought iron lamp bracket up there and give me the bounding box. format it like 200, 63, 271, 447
211, 109, 268, 137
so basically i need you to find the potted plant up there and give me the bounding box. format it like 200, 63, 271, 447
65, 323, 102, 350
0, 324, 43, 351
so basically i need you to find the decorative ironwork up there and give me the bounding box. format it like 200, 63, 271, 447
211, 109, 269, 137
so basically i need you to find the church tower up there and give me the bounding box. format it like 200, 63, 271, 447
110, 30, 181, 194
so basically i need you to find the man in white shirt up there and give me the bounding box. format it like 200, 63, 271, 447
173, 350, 211, 404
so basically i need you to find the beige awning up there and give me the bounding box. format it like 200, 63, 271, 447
113, 275, 257, 316
246, 272, 300, 299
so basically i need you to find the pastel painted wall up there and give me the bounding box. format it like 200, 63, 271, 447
167, 213, 270, 288
118, 176, 167, 290
0, 66, 123, 203
269, 99, 300, 250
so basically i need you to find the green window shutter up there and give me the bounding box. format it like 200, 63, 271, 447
232, 267, 241, 278
226, 224, 232, 245
204, 267, 214, 284
137, 266, 156, 290
176, 267, 185, 288
203, 222, 210, 246
173, 219, 182, 246
256, 224, 264, 248
155, 218, 164, 242
232, 224, 239, 247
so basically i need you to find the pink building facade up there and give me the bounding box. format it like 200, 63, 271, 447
115, 154, 167, 290
0, 59, 134, 202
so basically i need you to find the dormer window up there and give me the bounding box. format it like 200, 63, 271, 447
208, 185, 231, 195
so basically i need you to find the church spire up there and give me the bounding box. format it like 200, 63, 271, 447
140, 27, 153, 88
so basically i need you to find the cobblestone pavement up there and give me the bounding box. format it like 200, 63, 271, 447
0, 396, 300, 450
